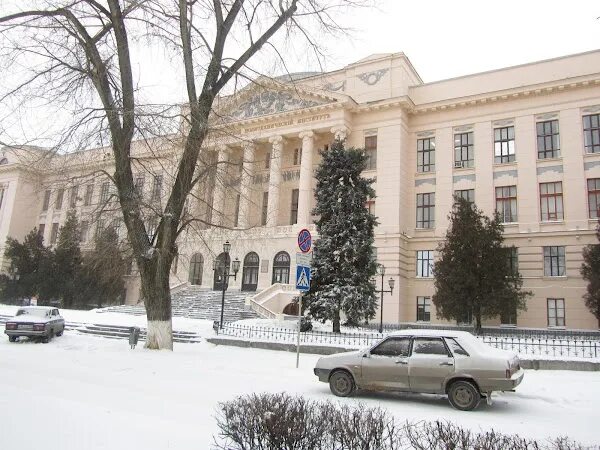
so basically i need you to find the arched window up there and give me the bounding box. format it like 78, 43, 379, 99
272, 251, 290, 284
0, 158, 8, 165
241, 252, 260, 291
213, 252, 231, 290
188, 253, 204, 285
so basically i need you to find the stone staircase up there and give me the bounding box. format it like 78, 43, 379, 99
98, 285, 259, 322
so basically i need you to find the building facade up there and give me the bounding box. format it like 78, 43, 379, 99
1, 50, 600, 329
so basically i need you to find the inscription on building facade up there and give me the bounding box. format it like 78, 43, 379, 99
243, 114, 330, 134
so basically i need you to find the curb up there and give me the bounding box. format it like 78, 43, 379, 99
206, 337, 600, 371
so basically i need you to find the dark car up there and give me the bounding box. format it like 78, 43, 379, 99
4, 306, 65, 343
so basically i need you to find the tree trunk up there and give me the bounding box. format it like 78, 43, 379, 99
475, 313, 482, 334
333, 308, 341, 333
141, 258, 173, 350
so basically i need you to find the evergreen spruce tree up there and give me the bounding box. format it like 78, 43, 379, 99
581, 219, 600, 328
307, 139, 378, 333
53, 210, 82, 308
433, 196, 531, 332
1, 228, 51, 301
75, 227, 127, 308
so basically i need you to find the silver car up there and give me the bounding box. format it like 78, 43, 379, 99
314, 329, 524, 411
4, 306, 65, 343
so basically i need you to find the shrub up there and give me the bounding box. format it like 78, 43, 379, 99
213, 393, 595, 450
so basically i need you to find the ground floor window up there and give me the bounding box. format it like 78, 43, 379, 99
416, 296, 431, 322
547, 298, 565, 327
272, 251, 290, 284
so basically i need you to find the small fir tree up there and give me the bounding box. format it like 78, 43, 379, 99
581, 219, 600, 328
53, 210, 82, 308
433, 197, 531, 332
307, 139, 378, 333
75, 227, 127, 308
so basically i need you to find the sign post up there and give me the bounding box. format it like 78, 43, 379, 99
295, 229, 312, 368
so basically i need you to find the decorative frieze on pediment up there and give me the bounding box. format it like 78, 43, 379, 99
357, 68, 388, 86
324, 80, 346, 92
228, 90, 328, 120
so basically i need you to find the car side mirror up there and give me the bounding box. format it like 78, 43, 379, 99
362, 352, 370, 358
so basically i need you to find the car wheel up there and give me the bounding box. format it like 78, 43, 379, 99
56, 329, 63, 337
448, 380, 481, 411
42, 330, 52, 344
329, 370, 355, 397
8, 336, 17, 342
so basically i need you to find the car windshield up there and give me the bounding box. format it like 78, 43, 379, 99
16, 308, 49, 318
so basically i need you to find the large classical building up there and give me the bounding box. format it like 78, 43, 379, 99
1, 49, 600, 329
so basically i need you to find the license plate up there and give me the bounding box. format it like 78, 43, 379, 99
19, 324, 33, 330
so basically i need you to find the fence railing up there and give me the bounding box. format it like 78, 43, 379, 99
217, 322, 600, 359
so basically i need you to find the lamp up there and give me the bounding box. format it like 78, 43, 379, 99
375, 264, 394, 334
215, 241, 239, 329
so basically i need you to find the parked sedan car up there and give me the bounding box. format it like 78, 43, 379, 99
314, 329, 523, 411
4, 306, 65, 343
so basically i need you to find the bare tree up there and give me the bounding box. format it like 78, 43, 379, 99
0, 0, 365, 349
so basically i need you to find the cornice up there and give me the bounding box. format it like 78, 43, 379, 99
411, 76, 600, 115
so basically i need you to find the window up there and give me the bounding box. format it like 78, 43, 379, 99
416, 250, 433, 278
370, 337, 410, 357
454, 132, 474, 168
38, 224, 45, 240
366, 200, 375, 216
55, 188, 64, 210
537, 120, 560, 159
417, 137, 435, 172
416, 296, 431, 322
416, 193, 435, 229
507, 247, 519, 276
80, 221, 89, 242
412, 338, 449, 356
544, 246, 565, 277
293, 148, 302, 166
261, 191, 268, 226
583, 114, 600, 154
50, 223, 59, 244
365, 135, 377, 170
111, 219, 120, 237
494, 126, 515, 164
96, 218, 105, 238
265, 152, 271, 169
290, 189, 299, 225
495, 186, 518, 223
151, 175, 162, 202
69, 186, 78, 208
0, 186, 4, 209
134, 176, 145, 199
0, 157, 8, 165
272, 251, 290, 284
454, 189, 475, 205
588, 178, 600, 219
445, 338, 469, 356
84, 185, 94, 206
100, 182, 110, 203
540, 182, 563, 221
547, 298, 565, 327
146, 217, 158, 241
42, 190, 51, 211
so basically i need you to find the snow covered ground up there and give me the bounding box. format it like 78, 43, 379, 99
1, 330, 599, 449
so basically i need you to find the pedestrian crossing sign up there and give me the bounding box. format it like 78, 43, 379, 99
295, 265, 311, 292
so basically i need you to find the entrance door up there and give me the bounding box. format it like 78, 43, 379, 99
188, 253, 204, 285
213, 252, 231, 291
361, 337, 411, 391
241, 252, 259, 291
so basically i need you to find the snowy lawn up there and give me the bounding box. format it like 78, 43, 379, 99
1, 331, 599, 449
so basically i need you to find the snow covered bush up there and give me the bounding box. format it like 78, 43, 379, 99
213, 393, 593, 450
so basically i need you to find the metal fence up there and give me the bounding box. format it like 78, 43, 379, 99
218, 322, 600, 359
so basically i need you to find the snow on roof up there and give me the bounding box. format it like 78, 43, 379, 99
388, 328, 475, 339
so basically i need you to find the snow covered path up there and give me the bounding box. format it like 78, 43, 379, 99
1, 333, 599, 449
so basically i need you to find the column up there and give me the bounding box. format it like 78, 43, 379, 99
212, 145, 230, 226
331, 125, 350, 142
238, 141, 255, 228
297, 131, 314, 225
266, 135, 283, 227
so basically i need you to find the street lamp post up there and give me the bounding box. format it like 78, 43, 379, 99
213, 241, 240, 329
375, 264, 395, 334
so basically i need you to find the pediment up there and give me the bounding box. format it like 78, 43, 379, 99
215, 79, 346, 122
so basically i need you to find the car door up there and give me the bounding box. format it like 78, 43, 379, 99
408, 337, 455, 394
361, 337, 411, 391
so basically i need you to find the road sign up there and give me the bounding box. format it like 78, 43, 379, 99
296, 252, 312, 267
297, 228, 312, 253
295, 265, 311, 292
